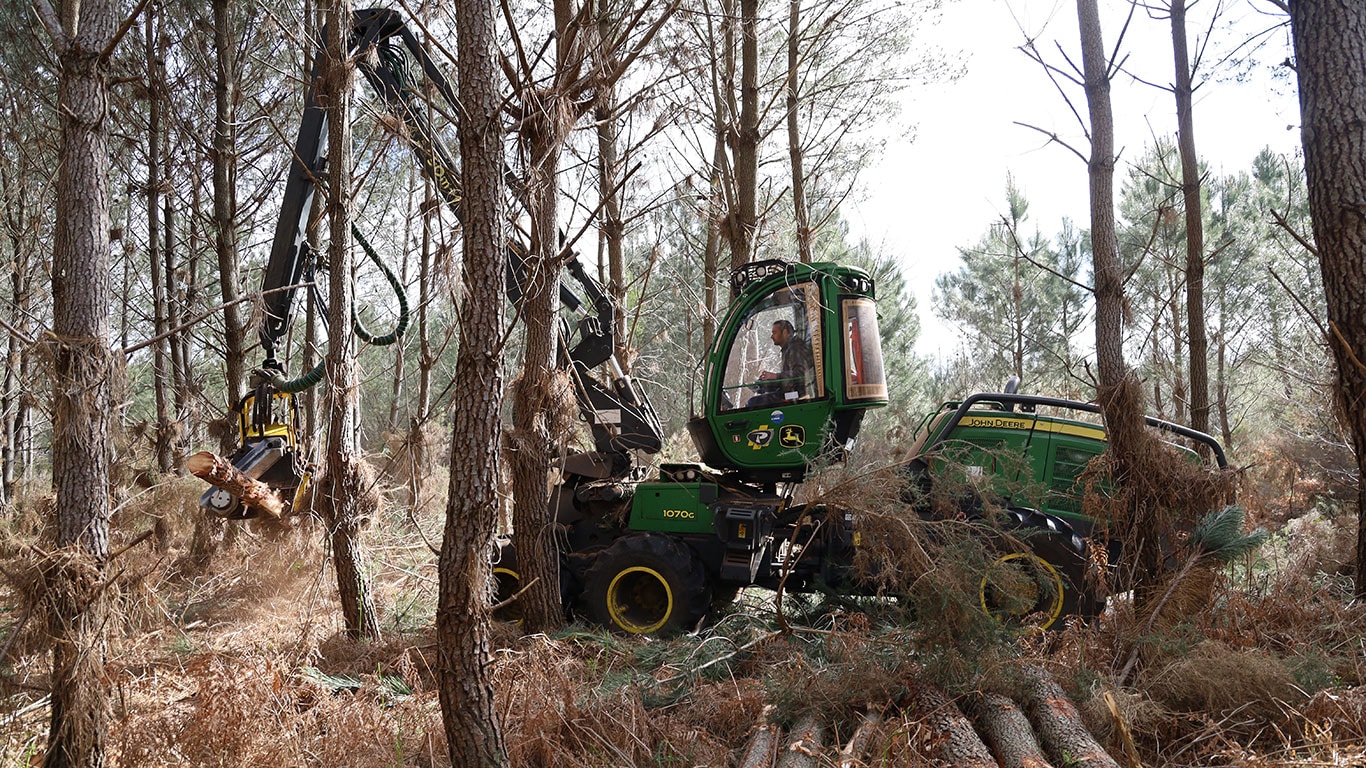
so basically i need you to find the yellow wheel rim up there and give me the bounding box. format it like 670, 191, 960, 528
606, 566, 674, 634
980, 552, 1065, 628
492, 567, 521, 623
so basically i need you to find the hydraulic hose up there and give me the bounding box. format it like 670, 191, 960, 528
265, 225, 410, 393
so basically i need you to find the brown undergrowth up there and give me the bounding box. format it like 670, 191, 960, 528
3, 432, 1366, 766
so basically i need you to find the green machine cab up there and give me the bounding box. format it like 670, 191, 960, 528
685, 259, 889, 484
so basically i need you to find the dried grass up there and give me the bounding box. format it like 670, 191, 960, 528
1142, 640, 1302, 722
10, 408, 1366, 767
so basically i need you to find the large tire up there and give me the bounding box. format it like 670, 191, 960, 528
491, 541, 580, 623
584, 534, 712, 635
491, 542, 524, 623
979, 509, 1100, 631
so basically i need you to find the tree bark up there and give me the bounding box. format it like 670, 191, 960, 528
738, 723, 779, 768
146, 5, 174, 475
185, 451, 284, 518
776, 715, 823, 768
437, 0, 510, 759
732, 0, 760, 267
1171, 0, 1209, 439
905, 680, 998, 767
1076, 0, 1124, 392
322, 0, 381, 642
836, 711, 881, 768
1288, 0, 1366, 598
509, 0, 579, 635
786, 0, 812, 263
594, 1, 629, 367
41, 0, 119, 763
969, 692, 1055, 768
213, 0, 247, 408
0, 101, 36, 508
1021, 667, 1119, 768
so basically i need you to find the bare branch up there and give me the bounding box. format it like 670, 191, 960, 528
1270, 206, 1318, 257
99, 0, 154, 63
1002, 216, 1094, 293
122, 282, 313, 357
30, 0, 68, 53
1266, 265, 1327, 341
1013, 121, 1089, 163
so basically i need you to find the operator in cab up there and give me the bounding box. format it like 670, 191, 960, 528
748, 319, 812, 407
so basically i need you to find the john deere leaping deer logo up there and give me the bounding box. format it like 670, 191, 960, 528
779, 425, 805, 448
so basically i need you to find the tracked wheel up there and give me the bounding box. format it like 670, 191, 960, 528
584, 534, 712, 635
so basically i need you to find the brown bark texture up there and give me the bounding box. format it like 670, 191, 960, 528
776, 715, 823, 768
509, 0, 578, 635
836, 711, 881, 768
905, 680, 998, 767
1075, 0, 1124, 391
786, 0, 811, 263
1021, 667, 1119, 768
43, 0, 120, 764
738, 723, 779, 768
1171, 0, 1209, 439
1289, 0, 1366, 598
731, 0, 760, 268
213, 0, 247, 408
145, 5, 174, 475
321, 0, 381, 643
436, 0, 510, 759
969, 692, 1055, 768
185, 451, 283, 518
593, 4, 629, 366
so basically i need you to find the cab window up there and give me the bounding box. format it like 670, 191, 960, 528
842, 297, 887, 401
718, 283, 821, 412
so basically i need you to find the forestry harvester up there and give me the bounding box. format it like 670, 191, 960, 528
195, 7, 1229, 636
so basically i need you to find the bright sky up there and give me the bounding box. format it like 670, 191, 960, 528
845, 0, 1302, 358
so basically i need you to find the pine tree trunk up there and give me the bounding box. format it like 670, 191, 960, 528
1171, 0, 1209, 440
213, 0, 247, 407
509, 0, 581, 635
969, 692, 1054, 768
146, 6, 174, 475
1288, 0, 1366, 598
510, 145, 564, 633
594, 6, 629, 366
1076, 0, 1124, 392
776, 715, 823, 768
905, 680, 998, 767
1, 175, 34, 507
323, 0, 380, 642
732, 0, 759, 267
41, 0, 120, 762
786, 0, 811, 263
438, 0, 510, 759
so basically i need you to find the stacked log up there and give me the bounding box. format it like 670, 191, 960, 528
1020, 667, 1120, 768
776, 715, 823, 768
905, 679, 999, 767
969, 692, 1055, 768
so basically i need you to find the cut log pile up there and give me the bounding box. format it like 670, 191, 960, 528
732, 667, 1120, 768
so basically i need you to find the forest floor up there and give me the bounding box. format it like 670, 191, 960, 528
4, 454, 1366, 766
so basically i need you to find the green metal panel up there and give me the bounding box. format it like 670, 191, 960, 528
628, 482, 717, 534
